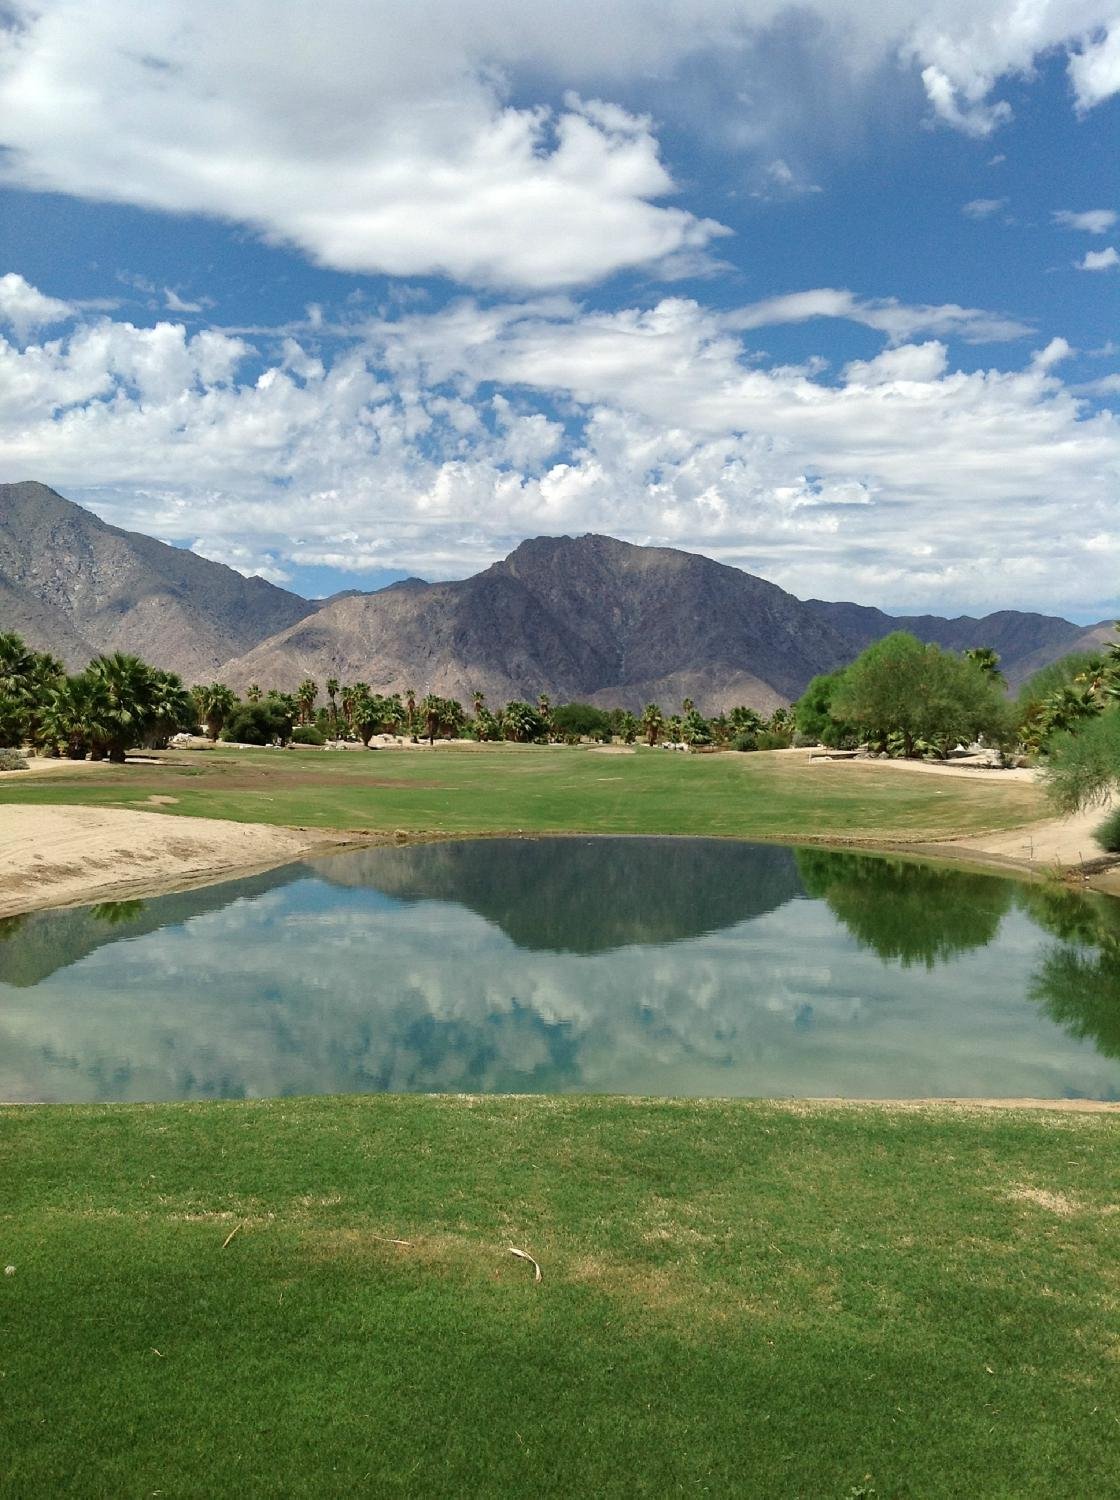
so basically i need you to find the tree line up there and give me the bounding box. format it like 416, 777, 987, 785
2, 626, 1116, 811
0, 635, 794, 757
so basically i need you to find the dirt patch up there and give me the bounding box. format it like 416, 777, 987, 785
1006, 1186, 1083, 1216
0, 805, 359, 918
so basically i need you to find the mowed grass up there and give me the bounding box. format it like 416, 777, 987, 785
2, 1094, 1118, 1498
0, 743, 1046, 843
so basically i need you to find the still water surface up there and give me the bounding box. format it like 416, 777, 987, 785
2, 838, 1118, 1103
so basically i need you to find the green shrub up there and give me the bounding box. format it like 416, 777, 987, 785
756, 729, 793, 751
220, 701, 292, 746
552, 702, 611, 739
731, 732, 758, 752
1095, 805, 1120, 853
0, 748, 29, 771
290, 725, 326, 746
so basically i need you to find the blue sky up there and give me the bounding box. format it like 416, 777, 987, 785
0, 2, 1117, 621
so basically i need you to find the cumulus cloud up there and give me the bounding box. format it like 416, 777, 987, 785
0, 272, 74, 341
842, 342, 949, 385
1031, 337, 1074, 372
1077, 247, 1120, 271
1068, 24, 1120, 111
2, 277, 1116, 615
919, 65, 1013, 136
1, 3, 1119, 291
1053, 208, 1118, 234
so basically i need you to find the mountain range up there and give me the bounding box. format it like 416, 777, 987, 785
1, 481, 1110, 713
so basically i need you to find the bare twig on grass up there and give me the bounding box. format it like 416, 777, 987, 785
508, 1246, 542, 1283
220, 1222, 244, 1250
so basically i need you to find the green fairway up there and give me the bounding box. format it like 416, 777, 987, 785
2, 1094, 1117, 1498
0, 743, 1046, 845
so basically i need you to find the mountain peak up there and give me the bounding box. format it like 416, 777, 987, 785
0, 480, 315, 678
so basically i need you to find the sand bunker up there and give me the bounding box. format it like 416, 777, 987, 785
0, 805, 345, 917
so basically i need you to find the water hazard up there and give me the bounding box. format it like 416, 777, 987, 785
2, 838, 1118, 1103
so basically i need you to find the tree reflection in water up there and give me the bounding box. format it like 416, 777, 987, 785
794, 850, 1012, 968
1021, 885, 1120, 1062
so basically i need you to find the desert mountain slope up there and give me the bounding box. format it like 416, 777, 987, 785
0, 481, 315, 679
803, 598, 1088, 687
2, 485, 1104, 713
220, 534, 889, 712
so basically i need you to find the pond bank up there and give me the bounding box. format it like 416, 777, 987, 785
0, 805, 372, 917
0, 747, 1114, 913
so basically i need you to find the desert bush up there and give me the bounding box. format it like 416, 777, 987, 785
1095, 805, 1120, 853
0, 748, 29, 771
290, 725, 326, 746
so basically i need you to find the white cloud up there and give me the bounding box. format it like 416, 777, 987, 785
919, 65, 1012, 136
0, 3, 1118, 293
729, 288, 1031, 343
1077, 247, 1120, 271
0, 271, 74, 341
0, 8, 727, 290
1069, 24, 1120, 111
163, 288, 205, 314
962, 197, 1007, 219
842, 342, 949, 385
1031, 337, 1074, 372
2, 278, 1116, 615
753, 158, 822, 198
1053, 208, 1118, 234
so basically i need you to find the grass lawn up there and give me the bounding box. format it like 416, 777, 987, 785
2, 1094, 1117, 1498
0, 743, 1047, 845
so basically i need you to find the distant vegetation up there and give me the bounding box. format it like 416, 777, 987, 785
0, 629, 796, 759
2, 626, 1117, 815
797, 626, 1120, 783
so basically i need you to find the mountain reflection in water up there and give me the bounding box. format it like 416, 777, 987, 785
1, 838, 1117, 1103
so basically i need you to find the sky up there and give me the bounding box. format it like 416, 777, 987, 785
0, 1, 1118, 621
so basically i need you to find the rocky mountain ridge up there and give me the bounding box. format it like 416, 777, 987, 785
1, 481, 1108, 712
0, 481, 316, 680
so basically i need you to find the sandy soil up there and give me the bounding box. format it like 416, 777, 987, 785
0, 805, 353, 918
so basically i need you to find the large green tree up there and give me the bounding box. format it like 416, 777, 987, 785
793, 672, 859, 748
830, 632, 1008, 758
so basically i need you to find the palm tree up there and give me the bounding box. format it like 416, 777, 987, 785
146, 671, 193, 747
501, 700, 543, 743
0, 632, 35, 694
729, 705, 765, 737
326, 677, 340, 734
640, 703, 664, 747
296, 678, 318, 725
246, 683, 262, 703
965, 647, 1003, 682
87, 654, 158, 761
193, 682, 238, 741
341, 683, 361, 736
681, 708, 712, 747
404, 686, 418, 743
538, 693, 553, 741
37, 675, 109, 759
420, 693, 451, 744
619, 710, 638, 744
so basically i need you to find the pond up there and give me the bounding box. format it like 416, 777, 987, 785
1, 838, 1119, 1104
